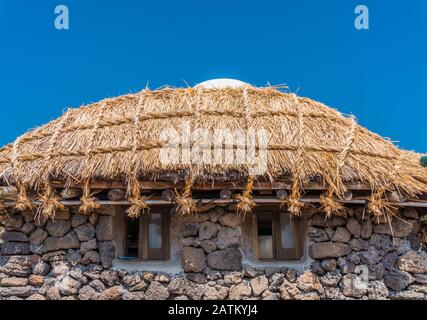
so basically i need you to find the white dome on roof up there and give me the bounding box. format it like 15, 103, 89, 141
196, 78, 248, 89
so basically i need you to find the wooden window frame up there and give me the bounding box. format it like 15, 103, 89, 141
124, 207, 170, 261
252, 207, 303, 261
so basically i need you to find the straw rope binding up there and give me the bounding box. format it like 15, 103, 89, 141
368, 155, 404, 231
234, 88, 257, 216
173, 88, 203, 216
79, 179, 100, 214
287, 94, 305, 216
320, 116, 357, 217
125, 91, 150, 218
0, 141, 414, 165
235, 175, 256, 216
11, 132, 33, 211
37, 181, 65, 221
36, 109, 71, 218
78, 104, 106, 214
126, 177, 149, 218
175, 176, 196, 215
15, 182, 34, 212
13, 109, 360, 145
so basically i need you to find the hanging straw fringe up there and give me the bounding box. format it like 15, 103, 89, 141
15, 182, 34, 211
320, 190, 345, 219
287, 197, 305, 216
129, 92, 148, 177
367, 186, 409, 241
286, 171, 306, 216
368, 155, 404, 224
79, 180, 100, 214
126, 178, 149, 218
175, 176, 196, 215
368, 188, 396, 220
286, 95, 306, 216
37, 181, 64, 220
78, 102, 106, 215
125, 92, 150, 219
235, 176, 256, 216
321, 116, 357, 217
232, 89, 256, 216
332, 116, 357, 197
234, 89, 256, 217
287, 187, 305, 216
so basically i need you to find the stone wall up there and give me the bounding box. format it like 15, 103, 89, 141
0, 205, 426, 300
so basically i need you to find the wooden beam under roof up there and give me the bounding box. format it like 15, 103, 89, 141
49, 180, 372, 191
3, 196, 427, 208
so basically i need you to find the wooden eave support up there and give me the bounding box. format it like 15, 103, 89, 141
48, 180, 372, 191
3, 196, 427, 208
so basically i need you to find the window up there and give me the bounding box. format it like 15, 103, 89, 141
124, 208, 170, 260
253, 208, 302, 260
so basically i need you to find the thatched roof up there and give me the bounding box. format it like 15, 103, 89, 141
0, 86, 426, 217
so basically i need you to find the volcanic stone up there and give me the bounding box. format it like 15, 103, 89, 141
81, 239, 97, 254
215, 226, 241, 249
207, 247, 242, 271
346, 218, 361, 238
181, 246, 205, 272
46, 220, 71, 237
43, 231, 80, 253
331, 227, 351, 243
71, 214, 88, 228
397, 251, 427, 273
1, 277, 29, 287
0, 231, 29, 242
4, 214, 24, 231
182, 223, 199, 237
81, 251, 101, 265
321, 259, 337, 271
361, 220, 373, 239
229, 282, 252, 300
250, 275, 268, 296
96, 215, 113, 241
198, 221, 218, 240
98, 240, 115, 268
374, 220, 413, 238
144, 281, 169, 300
0, 242, 30, 255
59, 275, 82, 295
29, 228, 48, 246
219, 213, 242, 228
21, 223, 36, 235
75, 223, 95, 241
384, 270, 414, 291
309, 242, 351, 259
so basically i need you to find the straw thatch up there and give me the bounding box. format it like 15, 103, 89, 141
0, 86, 426, 217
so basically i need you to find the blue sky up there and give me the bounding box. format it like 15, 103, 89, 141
0, 0, 426, 152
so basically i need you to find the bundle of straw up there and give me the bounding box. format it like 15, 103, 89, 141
368, 189, 396, 222
235, 176, 256, 216
175, 177, 196, 215
38, 181, 64, 220
79, 180, 100, 214
15, 182, 34, 212
319, 191, 345, 218
126, 178, 149, 218
286, 177, 305, 216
